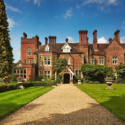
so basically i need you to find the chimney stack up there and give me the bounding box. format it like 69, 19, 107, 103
114, 29, 120, 43
79, 30, 85, 45
66, 38, 68, 43
23, 32, 27, 39
84, 30, 88, 45
35, 35, 39, 41
45, 37, 48, 45
93, 30, 98, 50
109, 38, 112, 43
49, 36, 56, 44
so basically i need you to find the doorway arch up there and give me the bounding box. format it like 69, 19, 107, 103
64, 73, 70, 83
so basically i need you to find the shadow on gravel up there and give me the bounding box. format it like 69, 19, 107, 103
19, 96, 125, 125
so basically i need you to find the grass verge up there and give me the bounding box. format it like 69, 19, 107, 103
75, 84, 125, 121
0, 86, 54, 119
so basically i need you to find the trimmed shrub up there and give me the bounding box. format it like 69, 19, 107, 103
56, 77, 61, 84
34, 76, 44, 81
53, 81, 57, 86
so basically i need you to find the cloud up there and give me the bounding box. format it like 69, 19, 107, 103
7, 18, 18, 29
15, 48, 20, 55
98, 37, 107, 43
63, 7, 73, 19
120, 36, 125, 43
82, 0, 120, 6
122, 21, 125, 30
6, 4, 21, 13
76, 5, 80, 9
25, 0, 44, 6
67, 36, 75, 43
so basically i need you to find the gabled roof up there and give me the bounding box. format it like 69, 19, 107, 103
33, 43, 84, 54
89, 44, 109, 55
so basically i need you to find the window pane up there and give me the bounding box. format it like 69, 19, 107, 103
48, 71, 50, 74
48, 61, 50, 65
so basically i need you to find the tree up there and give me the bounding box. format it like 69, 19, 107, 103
53, 57, 68, 73
0, 0, 15, 83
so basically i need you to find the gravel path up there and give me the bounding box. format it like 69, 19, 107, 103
0, 84, 125, 125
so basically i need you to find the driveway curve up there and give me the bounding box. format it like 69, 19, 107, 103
0, 84, 124, 125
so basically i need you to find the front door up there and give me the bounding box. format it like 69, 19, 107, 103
64, 74, 70, 83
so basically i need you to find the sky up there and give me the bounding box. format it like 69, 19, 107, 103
3, 0, 125, 63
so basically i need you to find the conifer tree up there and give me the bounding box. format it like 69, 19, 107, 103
0, 0, 14, 83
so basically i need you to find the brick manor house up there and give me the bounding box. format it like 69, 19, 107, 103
13, 29, 124, 83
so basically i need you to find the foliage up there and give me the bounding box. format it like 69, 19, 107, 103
11, 73, 19, 81
34, 76, 43, 81
81, 64, 115, 83
76, 74, 81, 80
70, 79, 73, 82
117, 78, 125, 83
56, 77, 61, 84
51, 74, 55, 79
0, 86, 54, 119
61, 79, 63, 82
116, 63, 125, 81
75, 84, 125, 121
105, 76, 113, 81
0, 0, 15, 83
52, 80, 57, 86
53, 57, 68, 73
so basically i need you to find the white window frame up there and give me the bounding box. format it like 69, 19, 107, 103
64, 57, 70, 64
45, 45, 49, 51
39, 70, 42, 76
27, 48, 31, 56
91, 57, 95, 64
45, 70, 51, 78
44, 56, 51, 66
24, 59, 27, 64
99, 57, 104, 65
112, 57, 118, 65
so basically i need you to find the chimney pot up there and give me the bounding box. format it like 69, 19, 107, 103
45, 37, 48, 45
66, 38, 68, 43
114, 29, 120, 43
23, 32, 27, 38
109, 38, 112, 43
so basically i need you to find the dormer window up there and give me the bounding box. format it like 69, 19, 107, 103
45, 45, 49, 51
114, 46, 116, 51
62, 43, 71, 53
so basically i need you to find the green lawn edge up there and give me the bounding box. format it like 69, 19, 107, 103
75, 84, 125, 122
0, 86, 54, 120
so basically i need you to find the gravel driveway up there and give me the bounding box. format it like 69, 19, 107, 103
0, 84, 125, 125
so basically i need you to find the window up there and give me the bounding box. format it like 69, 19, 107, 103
14, 70, 16, 74
114, 46, 116, 51
40, 56, 42, 66
39, 70, 42, 76
44, 56, 50, 65
112, 57, 117, 64
75, 70, 81, 76
30, 59, 33, 64
24, 59, 27, 64
15, 69, 26, 79
45, 71, 50, 78
91, 57, 95, 64
99, 57, 104, 65
27, 49, 31, 56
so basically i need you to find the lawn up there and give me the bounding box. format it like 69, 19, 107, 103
75, 84, 125, 121
0, 86, 54, 119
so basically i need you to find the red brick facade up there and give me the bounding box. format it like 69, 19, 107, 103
14, 29, 124, 82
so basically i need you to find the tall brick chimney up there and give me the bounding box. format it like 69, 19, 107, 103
114, 29, 120, 43
23, 32, 27, 39
79, 30, 85, 45
84, 30, 88, 45
109, 38, 112, 44
93, 30, 98, 50
35, 35, 39, 41
49, 36, 56, 44
66, 38, 68, 43
45, 37, 48, 45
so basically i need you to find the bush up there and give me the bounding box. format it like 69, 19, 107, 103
11, 73, 19, 81
34, 76, 44, 81
117, 78, 125, 83
70, 79, 73, 82
56, 77, 61, 84
76, 74, 81, 80
53, 81, 57, 86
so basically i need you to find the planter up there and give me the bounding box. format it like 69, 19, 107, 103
18, 80, 25, 89
61, 82, 63, 84
78, 79, 81, 84
106, 80, 114, 90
